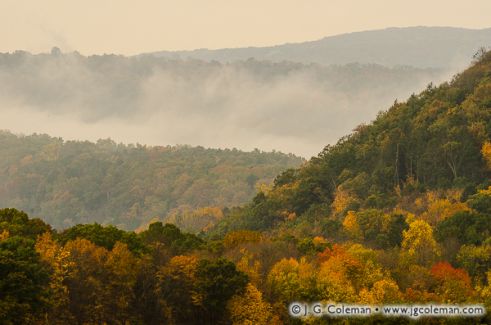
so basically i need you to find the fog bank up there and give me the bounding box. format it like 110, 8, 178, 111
0, 52, 453, 157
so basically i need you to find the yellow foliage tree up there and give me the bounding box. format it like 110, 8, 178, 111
332, 187, 358, 215
342, 211, 362, 240
318, 244, 384, 302
223, 230, 262, 250
478, 186, 491, 196
227, 283, 276, 325
401, 220, 441, 267
35, 232, 75, 323
346, 244, 379, 266
267, 258, 315, 303
105, 242, 140, 324
359, 279, 402, 304
420, 191, 469, 226
482, 141, 491, 169
236, 249, 262, 286
0, 229, 9, 241
317, 265, 356, 303
312, 236, 328, 246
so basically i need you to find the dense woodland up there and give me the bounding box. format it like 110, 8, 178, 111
1, 52, 491, 324
0, 131, 302, 230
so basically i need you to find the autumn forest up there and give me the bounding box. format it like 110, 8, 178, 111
1, 45, 491, 325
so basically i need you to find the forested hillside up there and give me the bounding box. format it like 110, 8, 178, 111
1, 52, 491, 324
0, 131, 302, 230
212, 49, 491, 236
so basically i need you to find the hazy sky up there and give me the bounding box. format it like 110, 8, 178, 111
1, 0, 490, 55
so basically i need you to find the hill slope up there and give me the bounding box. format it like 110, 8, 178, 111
1, 53, 491, 325
0, 131, 303, 229
212, 50, 491, 235
149, 26, 491, 68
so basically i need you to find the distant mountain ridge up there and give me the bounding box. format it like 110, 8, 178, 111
147, 26, 491, 68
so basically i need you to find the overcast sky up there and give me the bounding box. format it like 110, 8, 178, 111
1, 0, 491, 55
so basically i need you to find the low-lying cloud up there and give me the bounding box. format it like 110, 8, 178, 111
0, 52, 456, 157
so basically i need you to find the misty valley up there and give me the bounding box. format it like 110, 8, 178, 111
0, 25, 491, 324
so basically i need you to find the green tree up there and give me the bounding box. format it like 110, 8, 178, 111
457, 244, 491, 282
0, 208, 51, 239
0, 236, 50, 324
58, 223, 145, 254
195, 258, 249, 324
140, 222, 203, 254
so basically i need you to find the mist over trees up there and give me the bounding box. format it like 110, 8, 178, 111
0, 49, 448, 157
211, 50, 491, 238
1, 52, 490, 324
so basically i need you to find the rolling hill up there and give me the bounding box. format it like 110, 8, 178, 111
1, 51, 490, 325
0, 131, 303, 230
149, 26, 491, 69
211, 49, 491, 236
